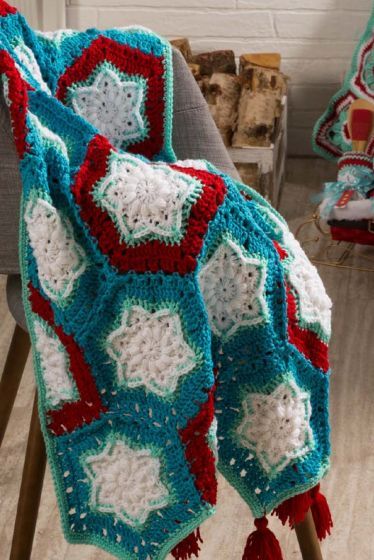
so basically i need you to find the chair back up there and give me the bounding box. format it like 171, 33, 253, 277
0, 92, 22, 274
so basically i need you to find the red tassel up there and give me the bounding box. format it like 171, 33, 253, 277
242, 517, 284, 560
171, 528, 203, 560
310, 484, 333, 540
272, 489, 313, 527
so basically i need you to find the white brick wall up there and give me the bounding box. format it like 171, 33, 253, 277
66, 0, 372, 155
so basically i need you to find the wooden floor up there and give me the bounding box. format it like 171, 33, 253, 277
1, 158, 373, 559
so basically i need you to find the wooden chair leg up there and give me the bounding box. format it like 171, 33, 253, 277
0, 324, 30, 446
10, 392, 47, 560
294, 509, 323, 560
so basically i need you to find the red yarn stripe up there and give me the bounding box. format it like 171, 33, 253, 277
0, 1, 16, 16
273, 241, 329, 372
179, 390, 217, 505
56, 35, 166, 159
338, 155, 372, 170
286, 285, 329, 373
315, 90, 356, 158
28, 283, 106, 435
352, 35, 374, 99
0, 49, 29, 156
272, 240, 288, 260
71, 135, 227, 275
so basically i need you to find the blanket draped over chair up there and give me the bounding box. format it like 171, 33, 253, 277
0, 2, 333, 559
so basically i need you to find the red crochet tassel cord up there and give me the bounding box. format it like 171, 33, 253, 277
273, 484, 333, 540
310, 484, 333, 540
273, 488, 313, 527
242, 517, 283, 560
171, 528, 203, 560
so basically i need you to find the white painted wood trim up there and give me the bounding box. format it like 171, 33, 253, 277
227, 95, 288, 208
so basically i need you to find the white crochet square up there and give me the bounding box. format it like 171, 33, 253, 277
106, 303, 198, 397
67, 61, 147, 148
92, 151, 202, 245
199, 237, 268, 340
83, 437, 169, 527
25, 195, 86, 306
237, 378, 314, 478
260, 206, 332, 341
34, 320, 78, 408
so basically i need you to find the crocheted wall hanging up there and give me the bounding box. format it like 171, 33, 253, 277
312, 7, 374, 160
0, 2, 333, 559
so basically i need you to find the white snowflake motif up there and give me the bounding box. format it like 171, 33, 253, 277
287, 241, 332, 339
84, 439, 169, 526
199, 238, 268, 339
69, 62, 146, 148
93, 152, 202, 245
106, 305, 197, 397
25, 196, 86, 306
260, 206, 332, 340
237, 379, 314, 478
34, 320, 77, 408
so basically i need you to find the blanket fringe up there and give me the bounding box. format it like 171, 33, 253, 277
272, 488, 313, 527
310, 484, 333, 540
242, 517, 283, 560
273, 484, 333, 541
171, 528, 203, 560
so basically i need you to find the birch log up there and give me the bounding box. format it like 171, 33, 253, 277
232, 60, 287, 147
203, 73, 241, 146
191, 50, 236, 76
170, 38, 192, 62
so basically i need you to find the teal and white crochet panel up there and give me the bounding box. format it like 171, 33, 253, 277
0, 3, 332, 558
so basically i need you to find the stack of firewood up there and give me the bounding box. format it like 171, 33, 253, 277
171, 38, 288, 195
171, 38, 287, 148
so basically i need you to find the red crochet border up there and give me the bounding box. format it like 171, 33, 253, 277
286, 285, 329, 373
71, 134, 227, 275
314, 91, 355, 158
179, 388, 217, 506
28, 283, 107, 436
273, 242, 329, 373
0, 49, 29, 156
0, 1, 16, 16
56, 35, 166, 159
338, 154, 372, 170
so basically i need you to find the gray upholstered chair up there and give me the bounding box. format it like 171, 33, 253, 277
0, 48, 240, 559
0, 48, 322, 560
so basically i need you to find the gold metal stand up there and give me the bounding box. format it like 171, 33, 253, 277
294, 209, 374, 273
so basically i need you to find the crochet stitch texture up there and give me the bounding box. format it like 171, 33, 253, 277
0, 2, 332, 558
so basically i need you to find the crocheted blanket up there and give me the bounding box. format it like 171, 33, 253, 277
313, 7, 374, 160
0, 2, 333, 559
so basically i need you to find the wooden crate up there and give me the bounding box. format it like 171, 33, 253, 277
228, 95, 287, 209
